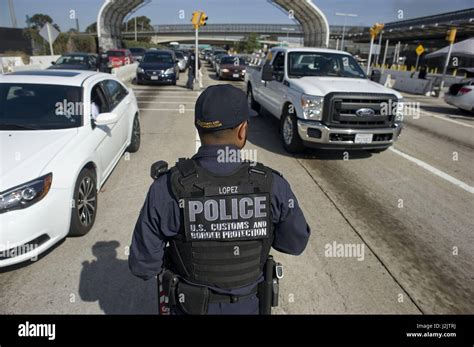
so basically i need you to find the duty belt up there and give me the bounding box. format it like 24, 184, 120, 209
208, 286, 258, 304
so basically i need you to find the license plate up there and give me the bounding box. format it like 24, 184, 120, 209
233, 74, 239, 78
151, 76, 158, 80
355, 133, 373, 144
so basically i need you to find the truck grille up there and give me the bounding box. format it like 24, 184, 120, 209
324, 93, 398, 128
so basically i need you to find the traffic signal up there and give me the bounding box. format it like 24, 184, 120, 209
370, 23, 384, 38
191, 11, 200, 29
199, 12, 208, 27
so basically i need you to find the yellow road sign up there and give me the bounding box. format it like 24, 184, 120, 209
416, 44, 425, 56
446, 28, 457, 43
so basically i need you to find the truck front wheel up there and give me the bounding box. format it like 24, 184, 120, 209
247, 85, 260, 112
281, 110, 305, 153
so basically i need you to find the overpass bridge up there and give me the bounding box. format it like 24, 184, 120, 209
97, 0, 330, 49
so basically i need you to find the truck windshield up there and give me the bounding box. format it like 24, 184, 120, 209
287, 52, 366, 79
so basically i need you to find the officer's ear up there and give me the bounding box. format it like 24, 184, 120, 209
237, 121, 248, 140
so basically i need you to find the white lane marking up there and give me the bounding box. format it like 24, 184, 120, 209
195, 129, 201, 153
139, 108, 193, 111
136, 96, 197, 99
389, 147, 474, 194
418, 110, 474, 129
138, 101, 194, 104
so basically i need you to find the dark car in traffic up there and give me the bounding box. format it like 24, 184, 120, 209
136, 49, 179, 85
129, 47, 146, 62
216, 56, 247, 80
48, 53, 97, 71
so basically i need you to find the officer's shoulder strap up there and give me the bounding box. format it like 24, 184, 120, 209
248, 162, 281, 177
175, 158, 197, 178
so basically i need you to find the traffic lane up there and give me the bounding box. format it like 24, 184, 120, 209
0, 83, 198, 313
296, 147, 474, 313
402, 92, 474, 126
245, 111, 419, 314
394, 118, 474, 187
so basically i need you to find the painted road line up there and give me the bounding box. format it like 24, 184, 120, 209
418, 110, 474, 129
136, 96, 198, 99
138, 101, 195, 104
139, 108, 194, 111
390, 147, 474, 194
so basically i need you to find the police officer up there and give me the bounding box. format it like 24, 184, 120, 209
129, 84, 310, 315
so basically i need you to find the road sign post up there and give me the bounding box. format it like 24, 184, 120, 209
194, 27, 199, 90
415, 44, 424, 72
191, 11, 208, 90
381, 39, 389, 73
438, 28, 457, 97
367, 23, 384, 75
39, 23, 59, 57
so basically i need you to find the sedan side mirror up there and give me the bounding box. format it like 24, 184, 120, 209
51, 61, 56, 65
262, 64, 274, 82
95, 112, 119, 126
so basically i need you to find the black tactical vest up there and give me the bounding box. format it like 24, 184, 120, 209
167, 158, 274, 290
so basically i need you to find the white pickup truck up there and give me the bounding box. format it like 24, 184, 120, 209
246, 47, 404, 153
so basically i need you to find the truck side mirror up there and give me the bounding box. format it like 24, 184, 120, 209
262, 64, 274, 81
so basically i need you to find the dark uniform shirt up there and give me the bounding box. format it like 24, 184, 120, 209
129, 144, 311, 314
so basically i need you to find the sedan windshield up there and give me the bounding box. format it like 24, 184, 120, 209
143, 53, 173, 64
288, 52, 366, 79
107, 51, 125, 57
0, 83, 83, 130
56, 55, 87, 66
220, 57, 246, 66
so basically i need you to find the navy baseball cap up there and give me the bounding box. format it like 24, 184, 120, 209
195, 84, 257, 132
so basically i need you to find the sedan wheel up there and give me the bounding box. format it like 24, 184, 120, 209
78, 177, 96, 227
126, 115, 141, 153
68, 168, 97, 236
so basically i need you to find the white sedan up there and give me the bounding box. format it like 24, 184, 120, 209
0, 70, 140, 267
444, 80, 474, 113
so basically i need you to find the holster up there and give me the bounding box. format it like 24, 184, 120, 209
258, 256, 282, 315
161, 270, 179, 306
176, 282, 210, 315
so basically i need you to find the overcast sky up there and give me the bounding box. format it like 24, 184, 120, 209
0, 0, 472, 31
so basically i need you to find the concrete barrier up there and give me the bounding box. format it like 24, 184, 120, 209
11, 64, 43, 72
0, 56, 24, 73
112, 63, 138, 82
375, 69, 464, 95
30, 55, 60, 69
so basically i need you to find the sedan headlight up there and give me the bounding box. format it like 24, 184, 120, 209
301, 94, 324, 121
0, 173, 52, 214
137, 67, 144, 74
221, 68, 230, 73
395, 98, 404, 122
164, 68, 174, 75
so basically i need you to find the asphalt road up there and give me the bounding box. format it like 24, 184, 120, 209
0, 64, 472, 314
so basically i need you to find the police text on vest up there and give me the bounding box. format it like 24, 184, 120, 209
218, 186, 238, 194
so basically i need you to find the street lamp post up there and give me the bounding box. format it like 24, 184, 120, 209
335, 12, 358, 51
281, 27, 295, 45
